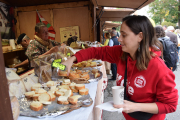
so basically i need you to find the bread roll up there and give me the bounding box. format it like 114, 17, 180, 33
38, 93, 51, 102
57, 96, 69, 105
68, 95, 82, 105
79, 88, 89, 95
75, 84, 85, 90
30, 101, 43, 111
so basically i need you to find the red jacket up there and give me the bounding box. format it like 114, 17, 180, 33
75, 45, 178, 120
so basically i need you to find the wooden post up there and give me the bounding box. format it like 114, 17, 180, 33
50, 9, 54, 27
14, 8, 21, 38
0, 33, 13, 119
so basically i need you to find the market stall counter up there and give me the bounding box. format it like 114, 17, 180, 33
17, 59, 108, 120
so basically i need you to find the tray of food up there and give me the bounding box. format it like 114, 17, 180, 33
57, 67, 102, 84
19, 80, 93, 118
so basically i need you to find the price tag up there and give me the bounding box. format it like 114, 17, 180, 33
52, 59, 66, 71
67, 53, 70, 57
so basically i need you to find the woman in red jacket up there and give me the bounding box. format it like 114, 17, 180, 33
61, 15, 178, 120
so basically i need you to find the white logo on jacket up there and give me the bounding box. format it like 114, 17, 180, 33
134, 76, 146, 88
128, 86, 134, 95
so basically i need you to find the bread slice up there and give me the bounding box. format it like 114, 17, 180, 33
47, 91, 56, 101
80, 73, 90, 80
75, 84, 85, 90
63, 79, 71, 83
32, 94, 40, 101
36, 88, 47, 94
55, 91, 65, 97
57, 96, 69, 104
40, 101, 52, 105
92, 69, 98, 74
69, 82, 76, 89
64, 90, 73, 97
68, 95, 82, 105
90, 62, 97, 67
69, 82, 78, 93
58, 70, 68, 76
46, 81, 55, 87
30, 101, 43, 111
79, 88, 89, 95
31, 83, 42, 91
95, 72, 100, 78
25, 91, 35, 98
38, 93, 51, 102
58, 85, 70, 90
49, 86, 58, 94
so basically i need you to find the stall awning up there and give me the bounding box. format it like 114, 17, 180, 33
0, 0, 88, 7
97, 9, 135, 21
92, 0, 154, 9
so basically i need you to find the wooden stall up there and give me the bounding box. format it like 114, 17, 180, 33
14, 1, 95, 43
0, 0, 155, 120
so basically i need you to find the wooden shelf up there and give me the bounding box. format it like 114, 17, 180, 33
3, 48, 25, 54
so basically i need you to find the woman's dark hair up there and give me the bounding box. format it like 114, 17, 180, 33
154, 25, 165, 38
121, 15, 162, 71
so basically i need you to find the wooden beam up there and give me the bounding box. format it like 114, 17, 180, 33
90, 0, 98, 7
100, 17, 123, 21
0, 33, 14, 120
95, 0, 154, 9
15, 1, 89, 12
97, 9, 134, 18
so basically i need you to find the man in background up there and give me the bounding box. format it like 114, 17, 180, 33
108, 31, 119, 80
14, 33, 32, 68
112, 27, 120, 38
163, 25, 167, 32
166, 26, 178, 46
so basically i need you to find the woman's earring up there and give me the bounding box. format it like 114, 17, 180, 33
138, 45, 140, 52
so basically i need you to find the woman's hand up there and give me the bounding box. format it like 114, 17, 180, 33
113, 100, 139, 113
61, 56, 77, 75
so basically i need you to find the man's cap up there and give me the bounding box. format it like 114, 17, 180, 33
17, 33, 26, 44
167, 26, 175, 31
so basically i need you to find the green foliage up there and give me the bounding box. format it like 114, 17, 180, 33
161, 21, 176, 27
148, 0, 179, 24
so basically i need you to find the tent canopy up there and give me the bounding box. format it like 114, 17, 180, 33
97, 8, 135, 21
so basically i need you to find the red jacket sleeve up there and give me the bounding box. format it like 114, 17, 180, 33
74, 45, 122, 63
155, 71, 178, 114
